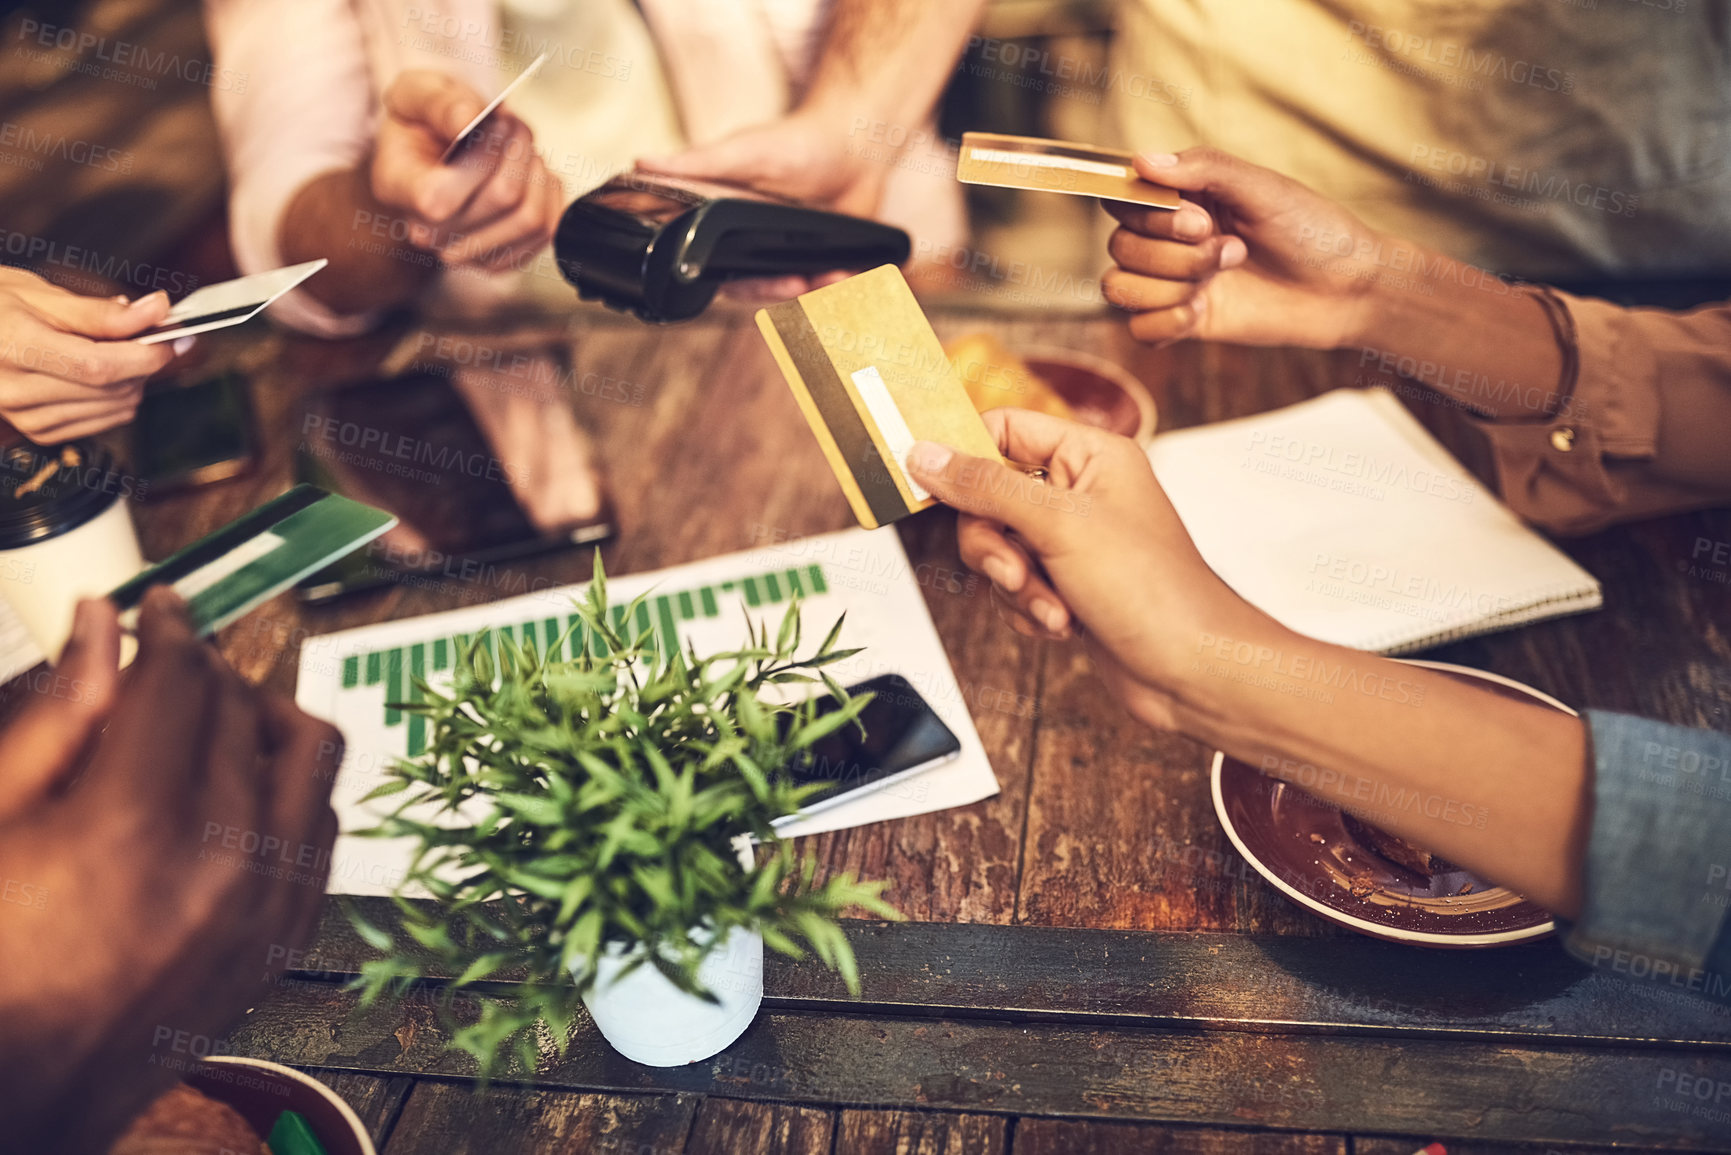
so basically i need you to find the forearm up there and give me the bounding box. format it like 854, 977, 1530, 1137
800, 0, 987, 129
279, 166, 439, 316
1166, 615, 1591, 915
1347, 241, 1567, 422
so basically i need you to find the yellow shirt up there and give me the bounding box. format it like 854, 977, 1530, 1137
492, 0, 687, 310
1109, 0, 1731, 280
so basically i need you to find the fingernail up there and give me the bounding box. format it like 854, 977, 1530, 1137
111, 294, 130, 305
1176, 204, 1209, 240
907, 441, 952, 475
171, 336, 196, 356
982, 556, 1014, 591
128, 291, 166, 311
1141, 152, 1179, 168
1033, 599, 1067, 634
1219, 236, 1248, 269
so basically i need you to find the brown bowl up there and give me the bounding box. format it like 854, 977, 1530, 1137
1021, 345, 1157, 444
1211, 661, 1562, 948
186, 1057, 375, 1155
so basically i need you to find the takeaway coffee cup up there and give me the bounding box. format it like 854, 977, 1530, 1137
0, 441, 145, 664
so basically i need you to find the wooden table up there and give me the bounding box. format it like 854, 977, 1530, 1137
138, 302, 1731, 1153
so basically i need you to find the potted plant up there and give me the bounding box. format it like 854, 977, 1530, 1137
348, 559, 897, 1072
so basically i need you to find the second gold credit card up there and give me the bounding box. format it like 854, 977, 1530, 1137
956, 131, 1180, 209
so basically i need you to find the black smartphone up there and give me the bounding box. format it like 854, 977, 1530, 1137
128, 370, 257, 492
293, 372, 612, 602
776, 674, 962, 819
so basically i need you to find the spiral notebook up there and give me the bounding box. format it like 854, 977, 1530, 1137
1147, 388, 1602, 654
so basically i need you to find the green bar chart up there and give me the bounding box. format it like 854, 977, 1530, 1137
340, 563, 828, 756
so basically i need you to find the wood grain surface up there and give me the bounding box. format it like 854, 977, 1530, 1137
161, 308, 1731, 939
836, 1108, 1008, 1155
120, 304, 1731, 1153
236, 980, 1731, 1149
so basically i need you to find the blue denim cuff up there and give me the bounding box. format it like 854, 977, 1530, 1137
1561, 711, 1731, 999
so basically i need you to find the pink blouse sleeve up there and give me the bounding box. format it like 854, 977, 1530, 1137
201, 0, 380, 337
1468, 286, 1731, 535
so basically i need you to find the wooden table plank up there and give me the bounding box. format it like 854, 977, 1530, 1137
1015, 664, 1320, 934
836, 1108, 1008, 1155
1355, 1142, 1602, 1155
685, 1099, 834, 1155
381, 1084, 698, 1155
293, 914, 1731, 1049
295, 1069, 413, 1149
1011, 1119, 1344, 1154
222, 983, 1731, 1150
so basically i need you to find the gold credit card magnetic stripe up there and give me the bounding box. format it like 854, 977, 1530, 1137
956, 132, 1180, 210
338, 563, 829, 756
760, 298, 910, 529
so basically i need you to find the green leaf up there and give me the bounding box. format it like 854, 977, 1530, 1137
589, 549, 606, 608
789, 693, 871, 748
405, 919, 455, 954
494, 792, 563, 826
730, 752, 769, 801
453, 951, 515, 988
562, 908, 604, 976
505, 868, 571, 902
775, 599, 801, 654
735, 686, 774, 744
804, 647, 863, 668
759, 924, 804, 959
817, 613, 846, 658
556, 875, 594, 925
359, 778, 413, 803
344, 900, 394, 952
631, 864, 677, 910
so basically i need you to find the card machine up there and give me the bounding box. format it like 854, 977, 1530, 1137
554, 173, 911, 323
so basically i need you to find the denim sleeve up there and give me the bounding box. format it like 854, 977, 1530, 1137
1562, 711, 1731, 1002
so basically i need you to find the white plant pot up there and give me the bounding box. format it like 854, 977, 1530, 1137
579, 924, 764, 1066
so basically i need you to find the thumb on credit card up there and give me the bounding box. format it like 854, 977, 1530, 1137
907, 440, 1064, 551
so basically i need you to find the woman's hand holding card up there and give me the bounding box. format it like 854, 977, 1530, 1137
1102, 147, 1391, 350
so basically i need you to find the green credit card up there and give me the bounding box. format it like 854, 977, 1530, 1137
109, 484, 396, 636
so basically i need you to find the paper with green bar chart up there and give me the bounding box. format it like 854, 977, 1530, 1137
296, 528, 1000, 896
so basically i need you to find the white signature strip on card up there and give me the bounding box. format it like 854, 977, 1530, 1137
850, 365, 930, 503
966, 147, 1129, 178
172, 532, 286, 600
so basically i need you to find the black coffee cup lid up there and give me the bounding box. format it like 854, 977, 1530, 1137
0, 440, 124, 549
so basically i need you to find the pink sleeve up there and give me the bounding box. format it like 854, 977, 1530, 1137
1469, 287, 1731, 535
202, 0, 380, 337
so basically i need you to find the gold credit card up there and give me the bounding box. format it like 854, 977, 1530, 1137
756, 265, 1004, 530
956, 131, 1181, 209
